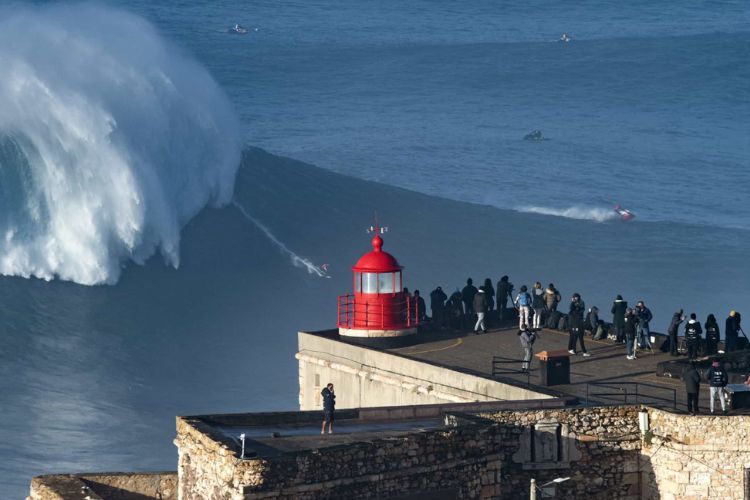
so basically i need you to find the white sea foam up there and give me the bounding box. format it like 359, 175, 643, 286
0, 5, 240, 284
520, 205, 618, 222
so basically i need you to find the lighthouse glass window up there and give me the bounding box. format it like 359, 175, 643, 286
378, 273, 394, 294
361, 273, 378, 293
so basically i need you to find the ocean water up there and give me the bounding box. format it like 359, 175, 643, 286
1, 1, 749, 496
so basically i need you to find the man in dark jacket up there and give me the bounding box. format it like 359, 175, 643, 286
496, 276, 513, 320
705, 314, 720, 356
707, 361, 728, 415
667, 309, 685, 356
685, 313, 703, 360
635, 301, 653, 350
461, 278, 478, 321
321, 383, 336, 434
473, 288, 488, 334
430, 286, 447, 329
567, 294, 589, 356
624, 309, 638, 359
413, 290, 427, 323
726, 311, 740, 352
611, 295, 628, 343
683, 363, 701, 415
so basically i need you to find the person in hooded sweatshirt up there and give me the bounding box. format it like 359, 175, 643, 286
496, 276, 514, 321
666, 309, 685, 356
567, 293, 590, 356
624, 308, 638, 360
725, 311, 741, 353
707, 360, 728, 415
705, 314, 720, 356
461, 278, 478, 321
684, 313, 703, 359
473, 287, 488, 334
531, 281, 546, 330
585, 306, 599, 337
430, 286, 447, 329
515, 285, 532, 330
611, 295, 628, 343
483, 278, 495, 312
683, 362, 701, 415
635, 300, 653, 351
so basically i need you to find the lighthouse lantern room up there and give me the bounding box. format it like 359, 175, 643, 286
338, 224, 418, 346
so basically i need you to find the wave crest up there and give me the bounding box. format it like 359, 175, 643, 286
0, 5, 240, 284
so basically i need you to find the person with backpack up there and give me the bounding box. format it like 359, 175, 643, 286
515, 285, 532, 329
624, 308, 638, 360
707, 360, 729, 415
518, 324, 537, 371
496, 276, 514, 321
635, 301, 653, 351
321, 383, 336, 434
567, 293, 590, 356
685, 313, 703, 359
666, 309, 685, 356
473, 287, 488, 334
705, 314, 720, 356
611, 295, 628, 343
531, 282, 546, 330
683, 362, 701, 415
544, 283, 561, 312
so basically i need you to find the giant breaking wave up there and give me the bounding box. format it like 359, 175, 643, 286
0, 5, 240, 285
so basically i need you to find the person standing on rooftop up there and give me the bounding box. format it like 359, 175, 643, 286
611, 295, 628, 343
726, 311, 741, 353
515, 285, 532, 330
496, 276, 513, 321
544, 283, 561, 312
568, 293, 590, 356
473, 287, 488, 334
461, 278, 478, 325
685, 313, 702, 360
667, 309, 685, 356
705, 314, 720, 356
683, 362, 701, 416
321, 383, 336, 434
518, 324, 537, 371
624, 308, 638, 360
708, 360, 728, 415
532, 282, 545, 330
635, 300, 653, 351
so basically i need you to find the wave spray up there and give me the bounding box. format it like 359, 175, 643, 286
0, 4, 241, 285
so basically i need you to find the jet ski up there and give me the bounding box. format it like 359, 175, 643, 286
559, 33, 571, 43
614, 204, 635, 221
524, 130, 544, 141
228, 24, 248, 34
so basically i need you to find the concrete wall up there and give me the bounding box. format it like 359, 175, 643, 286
643, 408, 750, 499
297, 331, 553, 411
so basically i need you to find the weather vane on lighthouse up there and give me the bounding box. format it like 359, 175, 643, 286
367, 213, 388, 236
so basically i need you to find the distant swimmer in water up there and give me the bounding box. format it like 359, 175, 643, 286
229, 23, 249, 34
559, 33, 571, 43
523, 130, 543, 141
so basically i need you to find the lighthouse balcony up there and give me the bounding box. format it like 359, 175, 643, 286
337, 294, 420, 331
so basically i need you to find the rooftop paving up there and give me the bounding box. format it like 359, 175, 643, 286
390, 325, 747, 413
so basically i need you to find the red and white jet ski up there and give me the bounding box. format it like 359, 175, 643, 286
614, 205, 635, 221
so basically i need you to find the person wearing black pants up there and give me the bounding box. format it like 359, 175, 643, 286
567, 294, 590, 356
685, 313, 702, 360
683, 362, 701, 415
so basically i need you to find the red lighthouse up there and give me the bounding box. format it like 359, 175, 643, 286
337, 225, 419, 346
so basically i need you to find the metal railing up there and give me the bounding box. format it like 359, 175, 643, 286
492, 356, 531, 386
585, 381, 677, 409
337, 294, 419, 329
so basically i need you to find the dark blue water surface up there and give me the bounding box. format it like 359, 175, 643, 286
1, 1, 749, 496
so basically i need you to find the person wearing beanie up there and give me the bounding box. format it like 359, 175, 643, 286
684, 313, 703, 360
707, 360, 728, 415
473, 287, 488, 334
611, 295, 628, 343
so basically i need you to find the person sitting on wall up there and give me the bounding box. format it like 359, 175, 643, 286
321, 383, 336, 434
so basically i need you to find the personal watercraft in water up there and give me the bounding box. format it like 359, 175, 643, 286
228, 24, 248, 34
614, 204, 635, 221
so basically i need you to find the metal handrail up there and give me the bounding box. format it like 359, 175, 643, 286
492, 356, 531, 386
337, 294, 420, 329
585, 381, 677, 409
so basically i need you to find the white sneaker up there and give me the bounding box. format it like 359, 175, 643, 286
626, 355, 633, 360
582, 352, 591, 357
568, 350, 576, 354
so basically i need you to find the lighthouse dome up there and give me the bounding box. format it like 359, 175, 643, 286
352, 234, 402, 272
